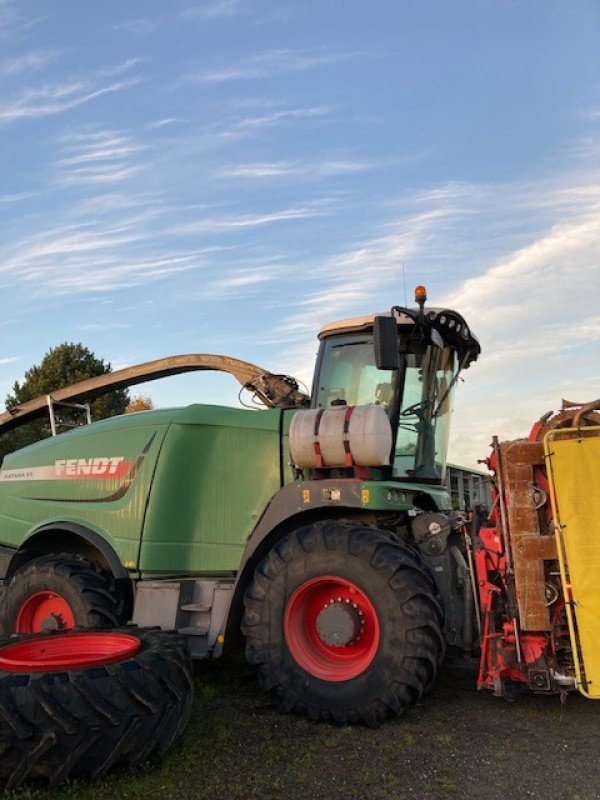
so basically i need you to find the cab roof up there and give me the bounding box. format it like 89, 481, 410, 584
318, 306, 481, 368
319, 308, 443, 338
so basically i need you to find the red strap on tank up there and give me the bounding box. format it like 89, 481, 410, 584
342, 406, 355, 467
313, 408, 325, 468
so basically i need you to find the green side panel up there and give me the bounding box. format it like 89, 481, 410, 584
282, 409, 298, 485
0, 409, 178, 566
140, 405, 282, 574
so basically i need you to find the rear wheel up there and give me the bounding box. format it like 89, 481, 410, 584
0, 627, 193, 788
0, 553, 122, 637
242, 520, 444, 726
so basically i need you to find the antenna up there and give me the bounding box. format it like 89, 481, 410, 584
401, 262, 407, 306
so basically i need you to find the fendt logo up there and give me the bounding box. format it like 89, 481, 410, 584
0, 456, 132, 482
54, 457, 127, 478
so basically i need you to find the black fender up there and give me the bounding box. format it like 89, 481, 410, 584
239, 479, 370, 574
220, 478, 449, 653
3, 522, 134, 617
221, 480, 377, 652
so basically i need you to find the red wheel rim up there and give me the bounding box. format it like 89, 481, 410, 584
15, 591, 76, 634
0, 632, 141, 672
284, 575, 380, 681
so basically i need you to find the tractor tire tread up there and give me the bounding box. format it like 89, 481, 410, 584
0, 627, 192, 788
242, 520, 444, 725
0, 553, 122, 637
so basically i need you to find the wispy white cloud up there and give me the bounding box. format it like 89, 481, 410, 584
0, 0, 46, 38
0, 59, 142, 126
203, 264, 281, 298
0, 191, 35, 205
147, 117, 187, 129
187, 48, 368, 83
58, 163, 143, 186
115, 2, 244, 36
1, 48, 59, 76
170, 204, 330, 235
114, 17, 160, 36
217, 162, 295, 178
566, 133, 600, 162
149, 104, 330, 158
79, 322, 131, 331
217, 158, 375, 180
71, 191, 162, 217
0, 213, 218, 293
0, 356, 19, 367
0, 76, 141, 125
180, 0, 246, 20
237, 105, 330, 129
195, 105, 331, 148
59, 146, 144, 166
269, 212, 434, 344
2, 5, 41, 60
0, 0, 22, 37
0, 228, 145, 271
579, 106, 600, 121
55, 128, 149, 187
95, 57, 143, 77
0, 163, 254, 296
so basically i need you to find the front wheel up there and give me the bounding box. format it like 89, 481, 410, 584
242, 520, 444, 726
0, 553, 123, 637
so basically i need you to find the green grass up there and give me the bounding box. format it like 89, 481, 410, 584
5, 657, 600, 800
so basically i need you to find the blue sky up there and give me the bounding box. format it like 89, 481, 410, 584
1, 0, 599, 467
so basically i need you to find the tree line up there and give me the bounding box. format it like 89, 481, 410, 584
0, 343, 153, 462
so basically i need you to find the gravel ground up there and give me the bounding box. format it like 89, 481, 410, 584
7, 655, 600, 800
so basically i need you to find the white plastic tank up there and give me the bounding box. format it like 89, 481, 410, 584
289, 405, 392, 468
287, 409, 322, 469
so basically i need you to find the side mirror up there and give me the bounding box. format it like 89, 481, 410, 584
373, 316, 400, 370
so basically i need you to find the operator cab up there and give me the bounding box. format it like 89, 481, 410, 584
312, 287, 480, 483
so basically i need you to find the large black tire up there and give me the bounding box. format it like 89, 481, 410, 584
0, 627, 193, 788
242, 520, 444, 726
0, 553, 122, 637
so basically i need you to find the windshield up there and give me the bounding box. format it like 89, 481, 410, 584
314, 334, 457, 482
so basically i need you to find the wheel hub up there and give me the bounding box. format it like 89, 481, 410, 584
284, 575, 380, 682
316, 600, 364, 646
41, 612, 68, 632
15, 591, 76, 634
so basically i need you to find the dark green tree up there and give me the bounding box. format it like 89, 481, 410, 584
0, 343, 130, 461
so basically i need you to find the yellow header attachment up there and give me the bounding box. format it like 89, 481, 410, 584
545, 425, 600, 698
